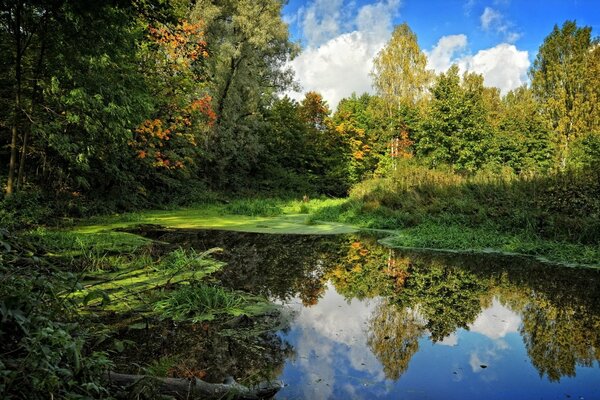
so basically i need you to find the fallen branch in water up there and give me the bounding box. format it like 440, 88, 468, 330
106, 371, 283, 400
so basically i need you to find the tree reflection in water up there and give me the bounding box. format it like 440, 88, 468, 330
132, 228, 600, 385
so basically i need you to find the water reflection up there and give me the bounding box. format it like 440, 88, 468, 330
135, 228, 600, 398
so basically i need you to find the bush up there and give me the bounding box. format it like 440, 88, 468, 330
0, 232, 112, 398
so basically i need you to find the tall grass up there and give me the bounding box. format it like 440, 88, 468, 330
153, 284, 272, 322
314, 162, 600, 244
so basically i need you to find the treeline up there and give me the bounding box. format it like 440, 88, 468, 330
0, 0, 305, 221
320, 21, 600, 186
1, 2, 599, 225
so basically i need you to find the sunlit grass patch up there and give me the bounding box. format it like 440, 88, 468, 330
153, 284, 274, 323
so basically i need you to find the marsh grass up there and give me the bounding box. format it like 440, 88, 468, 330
153, 284, 274, 322
224, 198, 284, 217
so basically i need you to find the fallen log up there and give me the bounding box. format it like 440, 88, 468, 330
106, 371, 283, 400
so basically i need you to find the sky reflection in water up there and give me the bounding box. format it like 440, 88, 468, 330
138, 229, 600, 400
278, 289, 598, 400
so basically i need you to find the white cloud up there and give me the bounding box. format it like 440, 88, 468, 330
426, 34, 468, 72
480, 7, 502, 31
288, 31, 384, 109
459, 43, 530, 94
287, 0, 401, 110
464, 0, 477, 16
426, 35, 530, 94
479, 7, 521, 43
301, 0, 344, 47
469, 298, 521, 340
438, 332, 459, 346
356, 0, 401, 39
284, 284, 386, 399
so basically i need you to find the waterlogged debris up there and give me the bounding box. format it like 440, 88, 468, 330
480, 365, 488, 369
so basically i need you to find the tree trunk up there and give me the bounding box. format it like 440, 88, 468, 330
16, 131, 27, 190
106, 371, 283, 400
7, 0, 22, 196
17, 18, 46, 190
216, 56, 243, 125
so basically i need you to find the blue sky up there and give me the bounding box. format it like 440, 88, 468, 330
281, 0, 600, 109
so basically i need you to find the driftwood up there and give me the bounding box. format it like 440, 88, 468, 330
106, 371, 283, 400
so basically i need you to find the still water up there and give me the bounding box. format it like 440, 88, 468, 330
133, 228, 600, 399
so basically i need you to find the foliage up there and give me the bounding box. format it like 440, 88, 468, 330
153, 283, 273, 322
0, 232, 112, 399
371, 23, 432, 111
416, 65, 493, 172
530, 20, 600, 168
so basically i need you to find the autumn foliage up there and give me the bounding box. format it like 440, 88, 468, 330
132, 20, 215, 170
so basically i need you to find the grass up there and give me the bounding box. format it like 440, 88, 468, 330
379, 223, 600, 267
153, 284, 274, 323
70, 247, 226, 314
69, 199, 358, 238
38, 165, 600, 268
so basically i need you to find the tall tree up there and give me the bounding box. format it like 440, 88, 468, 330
495, 86, 553, 171
371, 23, 432, 114
530, 20, 600, 168
416, 65, 492, 172
190, 0, 298, 188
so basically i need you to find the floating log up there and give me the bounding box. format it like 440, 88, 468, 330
106, 371, 283, 400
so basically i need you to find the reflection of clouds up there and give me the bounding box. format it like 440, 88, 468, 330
469, 340, 507, 383
469, 352, 487, 373
438, 333, 459, 347
469, 298, 521, 340
284, 283, 387, 398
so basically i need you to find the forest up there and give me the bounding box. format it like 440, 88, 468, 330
1, 0, 599, 399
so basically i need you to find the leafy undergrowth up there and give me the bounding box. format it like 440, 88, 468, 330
0, 228, 282, 399
0, 229, 113, 399
379, 223, 600, 267
55, 177, 600, 267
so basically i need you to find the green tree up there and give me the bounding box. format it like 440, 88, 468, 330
530, 20, 600, 168
190, 0, 298, 189
416, 65, 492, 172
494, 86, 553, 171
371, 23, 432, 113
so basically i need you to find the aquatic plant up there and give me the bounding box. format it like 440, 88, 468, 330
153, 284, 273, 322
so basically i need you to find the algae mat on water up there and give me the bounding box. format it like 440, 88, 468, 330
74, 207, 358, 236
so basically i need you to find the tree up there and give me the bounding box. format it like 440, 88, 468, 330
530, 20, 600, 168
494, 86, 553, 171
190, 0, 298, 189
416, 65, 492, 172
371, 23, 432, 113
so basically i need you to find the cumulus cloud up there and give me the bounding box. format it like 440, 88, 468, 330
287, 0, 401, 110
356, 0, 401, 39
480, 7, 521, 43
426, 34, 468, 72
469, 298, 521, 340
284, 284, 386, 399
426, 35, 530, 94
288, 31, 383, 109
458, 43, 530, 94
301, 0, 345, 47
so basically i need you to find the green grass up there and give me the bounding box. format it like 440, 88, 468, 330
41, 182, 599, 268
71, 248, 226, 314
379, 223, 600, 267
153, 284, 274, 323
70, 200, 357, 237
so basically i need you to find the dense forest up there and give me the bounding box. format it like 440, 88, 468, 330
1, 0, 598, 224
1, 0, 600, 398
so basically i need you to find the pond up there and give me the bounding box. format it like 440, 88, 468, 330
123, 228, 600, 399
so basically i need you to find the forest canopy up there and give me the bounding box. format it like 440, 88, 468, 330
0, 1, 598, 225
